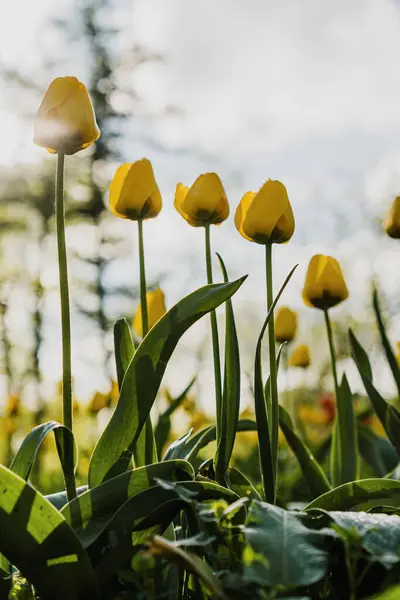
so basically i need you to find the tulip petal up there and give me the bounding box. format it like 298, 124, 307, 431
109, 159, 162, 221
234, 191, 256, 241
175, 173, 229, 227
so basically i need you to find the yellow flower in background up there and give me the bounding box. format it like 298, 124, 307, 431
289, 344, 311, 368
174, 173, 229, 227
6, 394, 20, 418
109, 159, 162, 221
396, 342, 400, 366
384, 196, 400, 239
274, 307, 297, 343
34, 76, 100, 155
302, 254, 348, 310
235, 179, 295, 244
133, 288, 166, 337
88, 391, 110, 415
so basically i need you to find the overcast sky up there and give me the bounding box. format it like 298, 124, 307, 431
0, 0, 399, 404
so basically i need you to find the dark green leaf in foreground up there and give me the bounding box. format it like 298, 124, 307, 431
313, 509, 400, 569
305, 478, 400, 511
243, 500, 329, 588
279, 406, 331, 499
0, 464, 99, 600
155, 378, 196, 456
89, 277, 246, 487
336, 374, 359, 484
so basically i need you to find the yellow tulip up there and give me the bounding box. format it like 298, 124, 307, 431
396, 342, 400, 366
384, 196, 400, 239
302, 254, 348, 310
6, 394, 20, 418
235, 179, 295, 244
34, 76, 100, 155
133, 288, 166, 337
274, 307, 297, 343
109, 159, 162, 221
289, 344, 311, 368
88, 391, 110, 415
174, 173, 229, 227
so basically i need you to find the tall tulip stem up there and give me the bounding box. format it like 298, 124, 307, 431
136, 218, 157, 466
265, 243, 278, 490
324, 307, 342, 484
323, 308, 340, 401
55, 151, 76, 501
138, 219, 149, 337
205, 225, 223, 438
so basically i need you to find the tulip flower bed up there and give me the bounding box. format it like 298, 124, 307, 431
2, 76, 400, 600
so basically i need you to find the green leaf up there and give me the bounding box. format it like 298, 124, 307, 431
113, 317, 158, 469
335, 374, 359, 484
89, 277, 246, 487
349, 328, 373, 381
0, 464, 99, 600
147, 536, 228, 600
371, 586, 400, 599
305, 478, 400, 511
279, 406, 331, 498
313, 509, 400, 568
254, 265, 298, 503
243, 500, 328, 588
373, 287, 400, 396
226, 467, 262, 500
62, 460, 194, 544
10, 420, 76, 483
358, 426, 398, 477
214, 254, 241, 482
350, 329, 400, 455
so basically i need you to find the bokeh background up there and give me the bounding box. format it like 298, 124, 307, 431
0, 0, 399, 451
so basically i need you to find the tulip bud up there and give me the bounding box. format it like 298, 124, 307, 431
235, 179, 295, 244
274, 307, 297, 343
109, 159, 162, 221
133, 288, 166, 337
384, 196, 400, 239
289, 344, 311, 368
174, 173, 229, 227
34, 77, 100, 155
302, 254, 348, 310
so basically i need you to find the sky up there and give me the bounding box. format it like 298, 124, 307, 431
0, 0, 399, 407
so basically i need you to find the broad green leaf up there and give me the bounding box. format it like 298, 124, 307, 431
254, 265, 298, 503
0, 464, 98, 600
372, 586, 400, 599
113, 317, 158, 470
314, 509, 400, 568
279, 406, 331, 498
243, 500, 328, 588
226, 467, 262, 500
214, 253, 241, 483
147, 536, 228, 600
10, 420, 76, 483
62, 460, 194, 537
89, 277, 245, 487
305, 478, 400, 511
46, 486, 87, 511
373, 287, 400, 396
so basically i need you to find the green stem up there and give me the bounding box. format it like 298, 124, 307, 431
136, 218, 157, 465
55, 151, 76, 501
265, 243, 278, 497
324, 307, 341, 485
138, 219, 148, 336
204, 225, 223, 441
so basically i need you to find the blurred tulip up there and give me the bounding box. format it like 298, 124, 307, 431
174, 173, 229, 227
34, 76, 100, 154
88, 391, 110, 415
109, 159, 162, 221
235, 179, 294, 244
274, 307, 297, 343
133, 288, 166, 337
289, 344, 311, 368
302, 254, 348, 310
6, 394, 20, 418
320, 392, 336, 424
396, 342, 400, 366
384, 196, 400, 239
